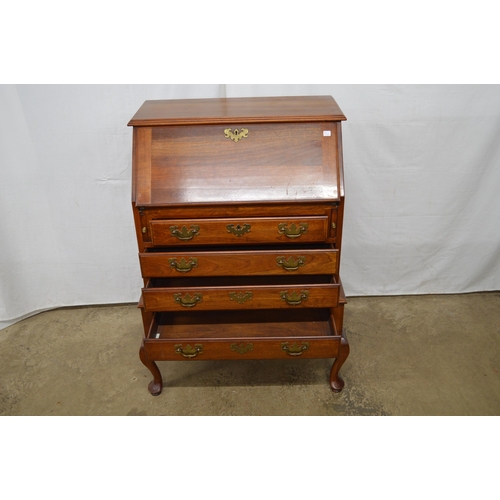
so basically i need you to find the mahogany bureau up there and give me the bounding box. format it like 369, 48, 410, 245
128, 95, 349, 396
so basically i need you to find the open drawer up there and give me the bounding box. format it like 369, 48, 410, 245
141, 275, 340, 312
143, 308, 341, 361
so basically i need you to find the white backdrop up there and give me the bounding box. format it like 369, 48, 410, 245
1, 84, 499, 329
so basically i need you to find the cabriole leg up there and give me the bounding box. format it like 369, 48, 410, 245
330, 329, 350, 393
139, 341, 163, 396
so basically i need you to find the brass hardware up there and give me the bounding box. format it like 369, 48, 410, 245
224, 128, 249, 143
168, 257, 198, 273
173, 292, 203, 308
277, 222, 309, 239
280, 290, 310, 306
170, 225, 200, 241
331, 222, 336, 229
229, 291, 253, 304
281, 342, 310, 356
276, 256, 306, 272
227, 223, 251, 237
142, 226, 147, 234
230, 343, 254, 355
175, 343, 203, 358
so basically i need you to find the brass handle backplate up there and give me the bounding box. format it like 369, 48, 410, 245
280, 290, 310, 306
170, 225, 200, 241
276, 256, 306, 271
175, 344, 203, 358
278, 222, 309, 239
224, 128, 249, 143
173, 292, 203, 308
230, 343, 254, 355
229, 291, 253, 304
282, 342, 310, 356
227, 223, 251, 237
168, 257, 198, 273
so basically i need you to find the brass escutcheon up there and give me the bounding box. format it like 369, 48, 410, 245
170, 225, 200, 241
281, 342, 309, 356
175, 343, 203, 358
277, 222, 309, 239
227, 223, 251, 237
173, 292, 203, 308
230, 343, 254, 355
229, 291, 253, 304
168, 257, 198, 273
276, 256, 306, 272
224, 128, 249, 143
280, 290, 310, 306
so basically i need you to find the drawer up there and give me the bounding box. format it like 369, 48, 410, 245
149, 216, 329, 246
139, 245, 339, 278
141, 276, 340, 312
143, 309, 341, 361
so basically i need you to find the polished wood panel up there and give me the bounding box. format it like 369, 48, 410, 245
140, 203, 336, 217
147, 122, 339, 204
145, 338, 340, 361
141, 276, 340, 312
128, 95, 346, 126
139, 246, 339, 277
149, 216, 328, 246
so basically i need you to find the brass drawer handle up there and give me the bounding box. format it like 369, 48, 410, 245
173, 292, 203, 308
224, 128, 249, 143
227, 223, 251, 237
175, 343, 203, 358
229, 291, 253, 304
278, 222, 309, 239
280, 290, 309, 306
282, 342, 309, 356
230, 343, 254, 355
168, 257, 198, 273
170, 225, 200, 241
276, 256, 306, 271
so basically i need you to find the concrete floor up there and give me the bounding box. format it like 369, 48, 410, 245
1, 292, 499, 416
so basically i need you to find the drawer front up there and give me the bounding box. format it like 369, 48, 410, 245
142, 282, 340, 312
149, 216, 328, 246
144, 337, 341, 361
139, 247, 339, 278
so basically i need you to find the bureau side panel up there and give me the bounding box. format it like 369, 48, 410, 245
134, 127, 152, 206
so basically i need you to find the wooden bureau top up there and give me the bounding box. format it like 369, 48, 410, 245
130, 96, 345, 206
128, 95, 346, 126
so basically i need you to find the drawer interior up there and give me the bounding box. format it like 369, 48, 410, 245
147, 309, 336, 340
146, 275, 337, 288
143, 243, 334, 253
